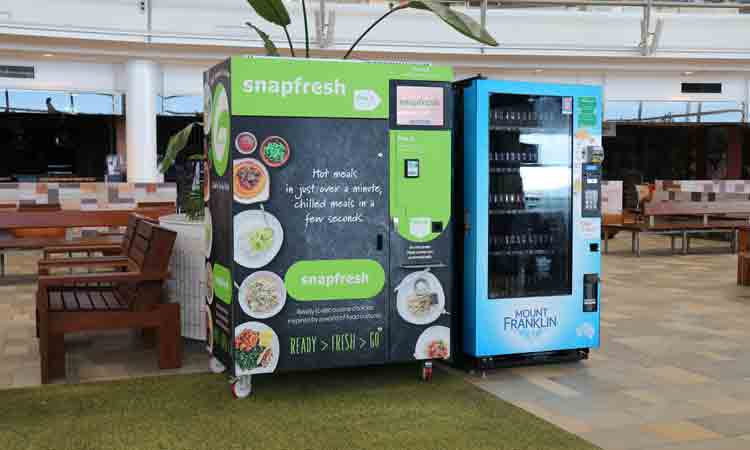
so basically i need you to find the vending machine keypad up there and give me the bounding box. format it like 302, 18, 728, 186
581, 164, 601, 218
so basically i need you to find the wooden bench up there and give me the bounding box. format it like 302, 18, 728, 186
36, 220, 181, 384
0, 205, 174, 277
604, 221, 744, 257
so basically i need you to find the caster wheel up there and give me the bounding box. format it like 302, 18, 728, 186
421, 361, 433, 382
209, 357, 225, 374
231, 377, 252, 399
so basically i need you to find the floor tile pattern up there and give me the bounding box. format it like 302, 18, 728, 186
473, 235, 750, 450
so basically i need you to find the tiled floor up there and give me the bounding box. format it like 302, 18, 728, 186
0, 251, 207, 388
473, 234, 750, 450
3, 236, 750, 449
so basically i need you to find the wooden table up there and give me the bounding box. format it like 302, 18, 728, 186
0, 206, 173, 277
603, 221, 744, 257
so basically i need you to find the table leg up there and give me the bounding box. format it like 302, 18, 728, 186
604, 229, 609, 254
670, 235, 676, 253
732, 230, 738, 254
685, 233, 690, 255
0, 253, 4, 277
636, 232, 641, 257
631, 231, 636, 254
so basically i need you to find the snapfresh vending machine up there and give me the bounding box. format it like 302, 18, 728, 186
203, 57, 455, 397
460, 80, 602, 367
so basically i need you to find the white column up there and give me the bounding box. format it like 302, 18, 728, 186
125, 59, 162, 182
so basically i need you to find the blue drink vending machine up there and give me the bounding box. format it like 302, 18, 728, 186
460, 79, 603, 366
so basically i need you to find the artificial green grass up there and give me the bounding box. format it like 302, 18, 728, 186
0, 365, 600, 450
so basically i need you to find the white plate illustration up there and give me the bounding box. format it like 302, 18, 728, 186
233, 158, 270, 205
203, 81, 211, 133
205, 261, 214, 305
395, 270, 445, 325
204, 208, 212, 258
238, 271, 286, 319
206, 307, 213, 353
234, 321, 280, 375
233, 209, 284, 269
235, 132, 257, 155
414, 325, 450, 360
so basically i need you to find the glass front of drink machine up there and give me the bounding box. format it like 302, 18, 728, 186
487, 94, 573, 299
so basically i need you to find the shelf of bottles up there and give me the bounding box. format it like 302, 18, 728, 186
487, 94, 573, 299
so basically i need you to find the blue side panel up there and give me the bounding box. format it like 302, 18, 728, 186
462, 85, 478, 356
464, 79, 602, 358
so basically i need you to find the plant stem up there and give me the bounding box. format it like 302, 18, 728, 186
283, 26, 296, 57
343, 5, 406, 60
302, 0, 310, 58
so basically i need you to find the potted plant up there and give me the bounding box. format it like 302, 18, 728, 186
161, 0, 497, 215
159, 122, 204, 221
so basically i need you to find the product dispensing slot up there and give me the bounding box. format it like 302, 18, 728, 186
583, 274, 599, 312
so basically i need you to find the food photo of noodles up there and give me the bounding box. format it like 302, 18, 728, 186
395, 269, 445, 325
238, 271, 286, 319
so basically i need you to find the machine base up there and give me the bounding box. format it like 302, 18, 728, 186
464, 348, 589, 371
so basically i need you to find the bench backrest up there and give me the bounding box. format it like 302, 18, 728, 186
120, 214, 154, 255
129, 220, 177, 274
117, 220, 177, 308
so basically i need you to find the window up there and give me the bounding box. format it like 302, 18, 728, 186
3, 89, 122, 115
160, 95, 202, 116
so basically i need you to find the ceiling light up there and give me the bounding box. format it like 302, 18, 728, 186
682, 71, 695, 76
43, 53, 54, 57
534, 69, 544, 73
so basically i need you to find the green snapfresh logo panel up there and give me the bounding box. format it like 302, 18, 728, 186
285, 259, 386, 301
213, 263, 232, 305
210, 82, 230, 176
230, 57, 453, 119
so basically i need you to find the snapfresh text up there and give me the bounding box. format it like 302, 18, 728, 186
242, 77, 346, 97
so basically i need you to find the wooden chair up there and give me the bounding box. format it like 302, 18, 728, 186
36, 220, 181, 384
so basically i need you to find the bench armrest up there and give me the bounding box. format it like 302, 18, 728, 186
38, 256, 130, 274
38, 270, 170, 287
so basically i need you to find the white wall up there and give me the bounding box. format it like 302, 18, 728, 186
2, 1, 750, 58
605, 73, 746, 101
0, 57, 121, 92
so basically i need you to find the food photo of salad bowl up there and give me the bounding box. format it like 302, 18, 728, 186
233, 209, 284, 269
259, 136, 290, 168
238, 271, 286, 319
234, 322, 279, 375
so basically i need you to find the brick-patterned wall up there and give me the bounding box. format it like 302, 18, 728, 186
0, 182, 176, 209
644, 180, 750, 216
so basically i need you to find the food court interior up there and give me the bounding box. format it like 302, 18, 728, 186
0, 89, 203, 182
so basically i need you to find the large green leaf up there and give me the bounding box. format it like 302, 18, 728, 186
246, 22, 280, 56
246, 0, 290, 27
159, 122, 197, 173
407, 1, 498, 47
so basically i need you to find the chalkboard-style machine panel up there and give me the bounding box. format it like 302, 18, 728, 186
204, 57, 455, 397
